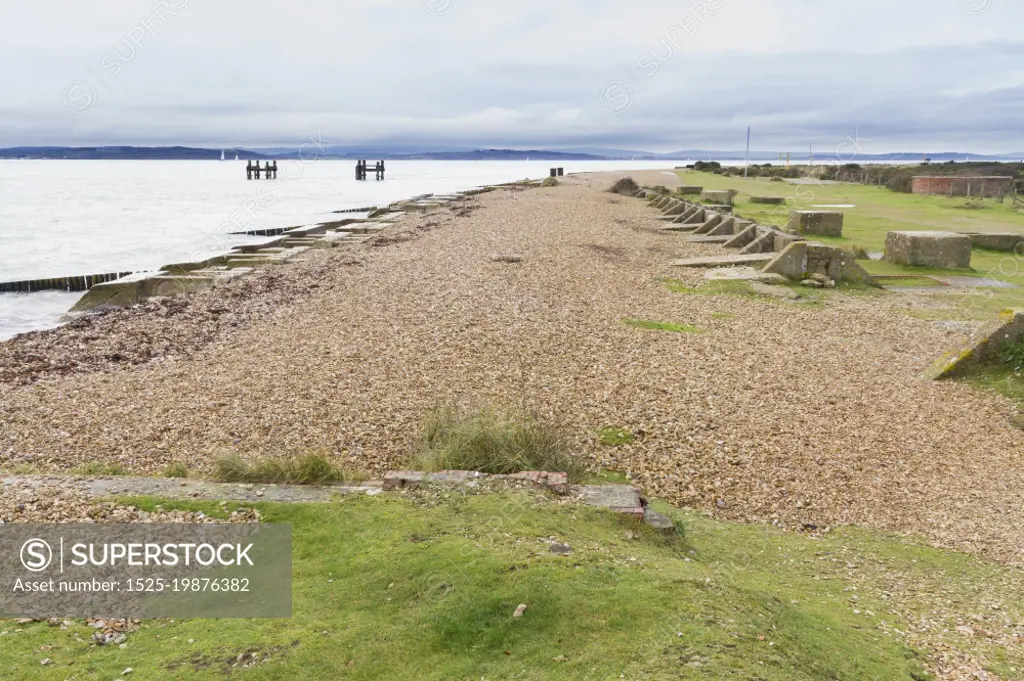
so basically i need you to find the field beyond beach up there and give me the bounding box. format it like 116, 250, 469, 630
2, 169, 1024, 563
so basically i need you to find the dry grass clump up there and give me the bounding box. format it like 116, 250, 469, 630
541, 176, 560, 187
607, 177, 640, 196
411, 406, 587, 481
213, 452, 366, 485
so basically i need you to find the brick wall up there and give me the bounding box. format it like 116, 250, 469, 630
911, 176, 1014, 197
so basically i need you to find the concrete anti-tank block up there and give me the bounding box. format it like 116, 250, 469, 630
884, 231, 972, 269
787, 211, 844, 237
701, 190, 735, 205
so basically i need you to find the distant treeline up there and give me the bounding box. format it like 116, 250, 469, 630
688, 160, 1024, 194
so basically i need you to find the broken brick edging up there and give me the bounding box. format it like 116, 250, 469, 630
382, 470, 569, 495
384, 471, 675, 532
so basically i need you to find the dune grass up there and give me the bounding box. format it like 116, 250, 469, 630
411, 406, 587, 481
6, 490, 1024, 679
213, 452, 366, 486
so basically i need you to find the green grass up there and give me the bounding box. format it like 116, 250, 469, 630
1003, 339, 1024, 374
162, 462, 190, 479
6, 491, 1024, 679
623, 318, 702, 334
596, 426, 635, 447
213, 452, 366, 486
411, 406, 587, 481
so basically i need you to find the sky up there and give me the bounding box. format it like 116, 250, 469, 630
2, 0, 1023, 154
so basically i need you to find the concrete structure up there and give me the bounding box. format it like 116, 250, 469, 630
750, 196, 787, 205
884, 231, 973, 269
701, 190, 735, 206
762, 242, 878, 286
911, 176, 1015, 197
788, 211, 844, 237
924, 310, 1024, 380
672, 253, 775, 268
676, 185, 703, 196
968, 233, 1024, 252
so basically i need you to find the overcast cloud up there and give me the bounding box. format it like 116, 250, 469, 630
1, 0, 1022, 153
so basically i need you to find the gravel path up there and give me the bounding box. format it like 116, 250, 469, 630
2, 172, 1023, 564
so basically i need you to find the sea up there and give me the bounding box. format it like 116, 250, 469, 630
0, 159, 679, 340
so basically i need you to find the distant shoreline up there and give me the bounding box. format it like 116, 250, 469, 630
2, 146, 1022, 162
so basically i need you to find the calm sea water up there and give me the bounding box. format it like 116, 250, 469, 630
0, 159, 675, 340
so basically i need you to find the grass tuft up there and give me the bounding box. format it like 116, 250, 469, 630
162, 462, 190, 479
72, 462, 127, 477
1004, 339, 1024, 374
607, 177, 640, 196
541, 176, 559, 187
213, 452, 366, 486
411, 406, 587, 481
597, 426, 635, 447
623, 318, 702, 334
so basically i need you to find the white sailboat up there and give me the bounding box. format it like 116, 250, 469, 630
234, 152, 239, 161
220, 149, 226, 161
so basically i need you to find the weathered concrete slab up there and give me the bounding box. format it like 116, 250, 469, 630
693, 213, 723, 235
69, 272, 156, 311
773, 231, 805, 252
706, 216, 738, 236
578, 484, 643, 519
885, 231, 973, 269
665, 200, 688, 216
924, 310, 1024, 380
750, 196, 787, 205
672, 253, 775, 268
685, 235, 732, 243
788, 211, 844, 237
969, 233, 1024, 252
676, 185, 703, 196
723, 224, 758, 249
739, 228, 778, 254
701, 189, 735, 205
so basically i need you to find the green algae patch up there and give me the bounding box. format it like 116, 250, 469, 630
623, 318, 702, 334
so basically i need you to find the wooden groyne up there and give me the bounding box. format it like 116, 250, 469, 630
0, 271, 135, 294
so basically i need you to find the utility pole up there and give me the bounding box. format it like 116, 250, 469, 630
744, 127, 751, 178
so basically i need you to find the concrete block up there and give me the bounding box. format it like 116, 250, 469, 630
665, 200, 688, 216
750, 196, 787, 205
701, 190, 735, 205
762, 242, 878, 285
739, 228, 777, 254
677, 185, 703, 195
773, 231, 805, 253
672, 253, 776, 268
969, 233, 1024, 252
788, 211, 844, 237
706, 216, 737, 236
693, 213, 723, 235
924, 310, 1024, 380
884, 231, 973, 269
69, 272, 155, 311
723, 224, 759, 249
